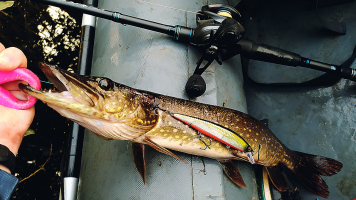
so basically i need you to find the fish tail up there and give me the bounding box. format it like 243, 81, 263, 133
291, 151, 343, 198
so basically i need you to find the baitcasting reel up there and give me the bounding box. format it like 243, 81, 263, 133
185, 4, 245, 98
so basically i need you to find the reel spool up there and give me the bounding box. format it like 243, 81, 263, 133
190, 4, 242, 47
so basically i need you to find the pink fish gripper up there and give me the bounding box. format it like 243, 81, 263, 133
0, 68, 41, 110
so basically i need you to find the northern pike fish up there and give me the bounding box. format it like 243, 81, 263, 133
20, 63, 342, 198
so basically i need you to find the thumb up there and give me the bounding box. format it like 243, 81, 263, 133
0, 47, 27, 71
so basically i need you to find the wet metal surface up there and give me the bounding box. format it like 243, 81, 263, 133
243, 1, 356, 199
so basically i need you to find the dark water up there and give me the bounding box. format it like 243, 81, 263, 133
0, 1, 82, 199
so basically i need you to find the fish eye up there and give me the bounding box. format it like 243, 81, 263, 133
98, 78, 112, 90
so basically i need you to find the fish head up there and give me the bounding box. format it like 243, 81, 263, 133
19, 63, 157, 140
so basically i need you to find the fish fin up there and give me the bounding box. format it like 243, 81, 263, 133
219, 160, 247, 188
290, 151, 343, 198
260, 119, 268, 127
143, 137, 189, 164
265, 165, 289, 192
262, 167, 273, 200
132, 143, 146, 185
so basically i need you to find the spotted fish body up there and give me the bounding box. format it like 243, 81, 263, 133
20, 63, 343, 198
138, 94, 292, 167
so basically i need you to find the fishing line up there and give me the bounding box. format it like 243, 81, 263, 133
40, 80, 53, 84
152, 103, 169, 115
136, 0, 203, 15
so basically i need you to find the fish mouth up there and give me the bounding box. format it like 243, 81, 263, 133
19, 63, 75, 101
19, 63, 107, 120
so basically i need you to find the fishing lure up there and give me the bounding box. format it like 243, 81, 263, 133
171, 113, 255, 164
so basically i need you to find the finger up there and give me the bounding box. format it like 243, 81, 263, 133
0, 47, 27, 71
0, 105, 35, 155
0, 43, 5, 53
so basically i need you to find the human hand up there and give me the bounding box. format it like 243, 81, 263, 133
0, 43, 34, 173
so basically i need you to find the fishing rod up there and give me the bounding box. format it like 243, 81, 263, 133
33, 0, 356, 97
33, 0, 193, 43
